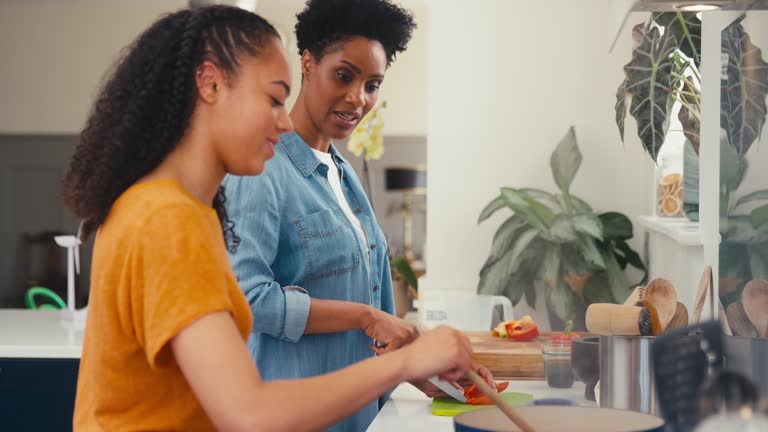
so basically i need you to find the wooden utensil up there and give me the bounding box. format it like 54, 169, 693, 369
586, 303, 661, 336
718, 297, 733, 336
693, 266, 712, 322
742, 280, 768, 338
665, 302, 689, 332
624, 286, 644, 306
726, 302, 758, 337
466, 370, 536, 432
643, 278, 678, 330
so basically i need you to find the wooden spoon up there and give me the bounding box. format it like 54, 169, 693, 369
726, 302, 758, 338
665, 302, 689, 332
643, 278, 678, 331
742, 280, 768, 338
624, 286, 644, 306
693, 266, 712, 322
466, 370, 536, 432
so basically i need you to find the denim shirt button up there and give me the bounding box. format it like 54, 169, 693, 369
370, 243, 377, 250
354, 207, 362, 214
373, 284, 380, 291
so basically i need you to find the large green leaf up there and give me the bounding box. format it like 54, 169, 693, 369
616, 22, 652, 143
613, 239, 648, 285
391, 256, 418, 291
550, 127, 582, 194
549, 215, 579, 243
501, 188, 555, 231
538, 246, 561, 289
752, 204, 768, 228
523, 278, 537, 309
583, 273, 617, 304
721, 16, 768, 157
677, 77, 701, 154
566, 194, 593, 213
479, 216, 528, 273
599, 212, 634, 240
721, 135, 747, 193
616, 80, 628, 142
478, 229, 540, 294
520, 188, 562, 210
735, 190, 768, 210
571, 214, 604, 240
653, 12, 701, 67
576, 236, 606, 270
478, 195, 506, 224
602, 249, 631, 303
721, 215, 768, 244
624, 27, 678, 161
546, 279, 579, 321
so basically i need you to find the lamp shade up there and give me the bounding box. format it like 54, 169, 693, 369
384, 167, 426, 193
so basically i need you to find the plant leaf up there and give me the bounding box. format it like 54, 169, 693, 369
571, 214, 604, 240
523, 279, 537, 309
653, 12, 701, 67
576, 235, 606, 270
520, 188, 562, 210
501, 188, 555, 231
677, 78, 701, 154
720, 134, 747, 192
748, 242, 768, 280
549, 215, 579, 243
550, 126, 582, 194
735, 190, 768, 210
479, 216, 528, 273
391, 256, 418, 291
478, 229, 540, 295
614, 239, 648, 285
624, 27, 678, 161
721, 16, 768, 157
478, 195, 507, 224
599, 212, 634, 240
538, 246, 561, 290
616, 79, 628, 142
546, 279, 579, 321
560, 194, 593, 213
602, 249, 631, 303
752, 203, 768, 228
583, 273, 616, 304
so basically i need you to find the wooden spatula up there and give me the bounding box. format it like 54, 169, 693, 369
644, 278, 678, 330
466, 370, 536, 432
692, 266, 712, 323
726, 302, 758, 338
742, 280, 768, 338
665, 302, 689, 332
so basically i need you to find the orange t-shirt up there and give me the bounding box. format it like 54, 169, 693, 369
74, 179, 253, 431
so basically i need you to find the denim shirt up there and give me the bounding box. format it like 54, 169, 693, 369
222, 131, 395, 432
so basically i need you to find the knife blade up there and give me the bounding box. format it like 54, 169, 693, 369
427, 376, 467, 403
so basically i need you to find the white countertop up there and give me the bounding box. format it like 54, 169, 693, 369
0, 309, 84, 359
367, 380, 594, 431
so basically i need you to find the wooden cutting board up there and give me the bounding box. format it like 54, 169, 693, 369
467, 332, 554, 380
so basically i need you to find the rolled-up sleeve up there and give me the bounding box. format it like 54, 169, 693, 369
223, 174, 310, 343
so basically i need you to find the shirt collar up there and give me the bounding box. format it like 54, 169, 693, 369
281, 131, 349, 177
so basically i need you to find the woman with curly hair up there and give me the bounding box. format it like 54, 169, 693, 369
222, 1, 494, 430
63, 5, 474, 431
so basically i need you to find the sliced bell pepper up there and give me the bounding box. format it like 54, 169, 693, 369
504, 315, 539, 342
463, 381, 510, 401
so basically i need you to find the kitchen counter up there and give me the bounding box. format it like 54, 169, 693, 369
0, 309, 83, 358
367, 380, 594, 431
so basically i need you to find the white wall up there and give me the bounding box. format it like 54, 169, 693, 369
0, 0, 428, 136
425, 1, 654, 290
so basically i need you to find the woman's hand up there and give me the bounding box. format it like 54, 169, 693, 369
361, 307, 419, 353
412, 363, 496, 398
398, 325, 474, 384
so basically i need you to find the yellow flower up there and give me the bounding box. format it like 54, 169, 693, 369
347, 101, 386, 161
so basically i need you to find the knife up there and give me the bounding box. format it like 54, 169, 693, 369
427, 376, 467, 403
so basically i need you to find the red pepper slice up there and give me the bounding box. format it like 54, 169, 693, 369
463, 381, 510, 400
466, 396, 494, 405
504, 318, 539, 342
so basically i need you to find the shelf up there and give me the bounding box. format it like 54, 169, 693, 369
637, 216, 704, 247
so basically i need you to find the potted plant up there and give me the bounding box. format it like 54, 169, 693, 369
615, 13, 768, 305
476, 127, 647, 329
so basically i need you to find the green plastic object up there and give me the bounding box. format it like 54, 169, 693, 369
25, 286, 66, 310
431, 391, 533, 416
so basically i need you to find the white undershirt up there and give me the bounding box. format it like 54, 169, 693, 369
311, 148, 368, 244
